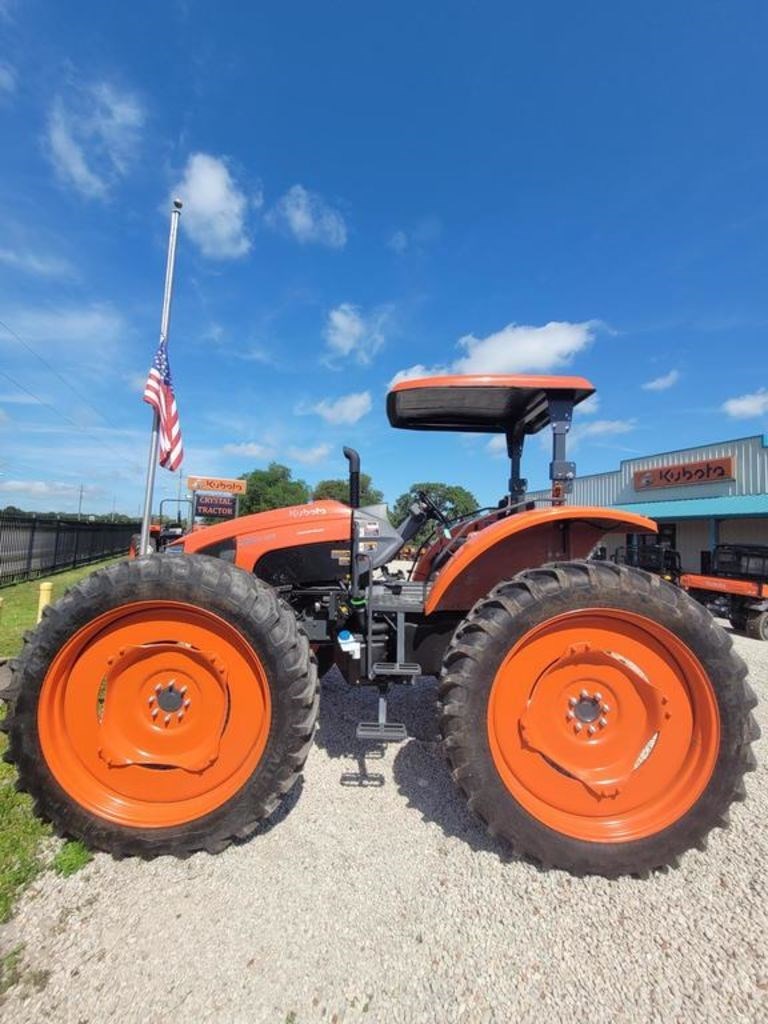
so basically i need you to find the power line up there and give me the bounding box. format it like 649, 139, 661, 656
0, 366, 145, 472
0, 315, 121, 430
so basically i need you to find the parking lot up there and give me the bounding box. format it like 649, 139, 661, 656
1, 624, 766, 1024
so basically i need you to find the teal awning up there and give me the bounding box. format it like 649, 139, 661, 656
615, 494, 768, 520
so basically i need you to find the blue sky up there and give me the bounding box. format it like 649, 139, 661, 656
0, 0, 767, 516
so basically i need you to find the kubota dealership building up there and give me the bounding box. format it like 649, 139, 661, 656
528, 433, 768, 571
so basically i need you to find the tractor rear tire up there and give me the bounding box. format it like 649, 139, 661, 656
3, 555, 319, 857
438, 561, 759, 877
745, 610, 768, 641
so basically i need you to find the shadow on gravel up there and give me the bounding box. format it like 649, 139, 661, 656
315, 668, 511, 858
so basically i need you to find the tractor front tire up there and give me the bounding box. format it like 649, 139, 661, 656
439, 561, 758, 877
3, 555, 319, 857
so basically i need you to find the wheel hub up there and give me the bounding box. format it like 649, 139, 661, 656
154, 681, 185, 714
519, 641, 670, 797
97, 643, 230, 772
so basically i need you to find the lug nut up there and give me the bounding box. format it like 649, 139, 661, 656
568, 697, 577, 707
575, 723, 583, 733
184, 699, 191, 709
602, 703, 610, 713
180, 686, 187, 695
567, 711, 575, 720
155, 684, 162, 693
151, 708, 158, 719
148, 695, 155, 705
599, 717, 608, 728
164, 715, 170, 726
594, 692, 603, 702
580, 689, 589, 699
177, 712, 184, 721
588, 725, 596, 735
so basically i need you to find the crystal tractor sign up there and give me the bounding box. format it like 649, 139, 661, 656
187, 475, 246, 520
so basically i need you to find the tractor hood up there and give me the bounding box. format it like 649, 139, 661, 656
176, 500, 353, 575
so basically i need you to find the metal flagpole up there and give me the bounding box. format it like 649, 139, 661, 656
139, 199, 183, 555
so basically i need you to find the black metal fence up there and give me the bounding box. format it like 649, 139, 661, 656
0, 514, 140, 587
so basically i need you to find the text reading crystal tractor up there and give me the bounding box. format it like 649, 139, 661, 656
4, 375, 758, 876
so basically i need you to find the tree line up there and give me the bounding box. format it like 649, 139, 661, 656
238, 462, 477, 541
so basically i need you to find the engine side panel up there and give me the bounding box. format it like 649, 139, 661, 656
180, 500, 352, 575
425, 506, 658, 614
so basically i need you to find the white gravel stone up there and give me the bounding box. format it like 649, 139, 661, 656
1, 623, 767, 1023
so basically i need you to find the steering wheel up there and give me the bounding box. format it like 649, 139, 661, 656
416, 490, 451, 527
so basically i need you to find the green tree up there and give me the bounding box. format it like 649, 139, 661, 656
391, 482, 479, 546
239, 462, 311, 515
312, 473, 384, 507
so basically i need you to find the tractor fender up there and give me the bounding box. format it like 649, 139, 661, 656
425, 506, 657, 614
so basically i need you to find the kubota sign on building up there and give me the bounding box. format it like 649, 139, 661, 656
633, 457, 734, 491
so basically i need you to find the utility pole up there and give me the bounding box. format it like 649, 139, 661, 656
77, 483, 84, 521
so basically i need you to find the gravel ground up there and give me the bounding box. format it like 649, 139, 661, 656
1, 624, 766, 1024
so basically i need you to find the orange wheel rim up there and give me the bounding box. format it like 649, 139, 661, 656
38, 601, 271, 829
487, 609, 720, 842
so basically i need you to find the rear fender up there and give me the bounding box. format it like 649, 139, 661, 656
425, 506, 657, 614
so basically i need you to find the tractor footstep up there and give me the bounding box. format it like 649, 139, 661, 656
356, 721, 408, 743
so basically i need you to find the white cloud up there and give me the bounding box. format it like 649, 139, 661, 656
487, 435, 507, 455
288, 443, 331, 465
311, 391, 372, 425
642, 369, 680, 391
0, 247, 73, 278
5, 304, 125, 354
388, 230, 408, 255
173, 153, 251, 259
222, 441, 274, 458
267, 185, 347, 248
392, 320, 597, 384
387, 217, 441, 255
323, 303, 392, 365
0, 479, 104, 498
577, 393, 600, 415
0, 61, 15, 96
570, 418, 636, 447
46, 81, 144, 199
722, 389, 768, 419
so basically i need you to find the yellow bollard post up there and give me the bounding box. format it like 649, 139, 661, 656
37, 582, 53, 624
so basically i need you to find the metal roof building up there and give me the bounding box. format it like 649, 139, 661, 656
527, 434, 768, 572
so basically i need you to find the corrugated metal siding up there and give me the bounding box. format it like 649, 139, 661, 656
527, 435, 768, 508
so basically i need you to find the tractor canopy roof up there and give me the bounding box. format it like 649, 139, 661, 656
386, 374, 595, 434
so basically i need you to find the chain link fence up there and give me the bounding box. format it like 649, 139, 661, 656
0, 514, 139, 587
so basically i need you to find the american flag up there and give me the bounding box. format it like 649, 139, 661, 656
143, 335, 183, 471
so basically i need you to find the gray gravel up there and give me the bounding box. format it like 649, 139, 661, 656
2, 624, 767, 1024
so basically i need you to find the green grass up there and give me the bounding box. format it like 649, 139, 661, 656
0, 557, 121, 659
51, 840, 92, 877
0, 944, 24, 996
0, 560, 118, 923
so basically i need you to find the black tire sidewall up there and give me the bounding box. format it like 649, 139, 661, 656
441, 565, 751, 875
9, 555, 317, 855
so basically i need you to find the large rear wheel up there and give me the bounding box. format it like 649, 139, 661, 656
3, 555, 319, 857
439, 561, 759, 876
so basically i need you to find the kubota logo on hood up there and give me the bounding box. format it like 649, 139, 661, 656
288, 506, 329, 518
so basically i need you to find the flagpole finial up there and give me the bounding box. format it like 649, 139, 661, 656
173, 198, 183, 211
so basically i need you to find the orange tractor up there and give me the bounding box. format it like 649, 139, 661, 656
3, 375, 759, 876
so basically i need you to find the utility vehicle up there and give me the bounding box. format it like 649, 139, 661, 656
682, 543, 768, 641
612, 543, 682, 585
4, 375, 758, 876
